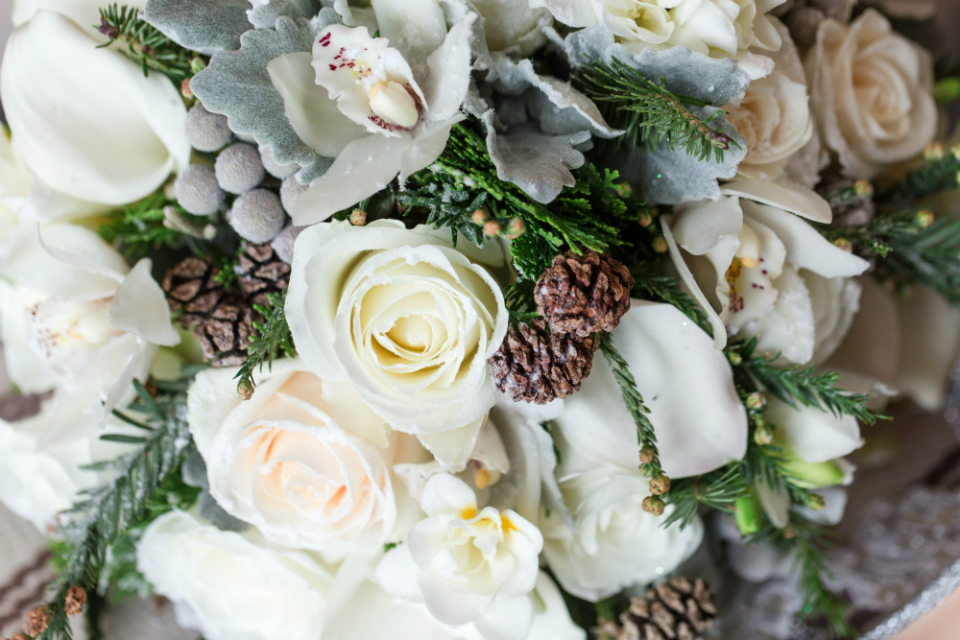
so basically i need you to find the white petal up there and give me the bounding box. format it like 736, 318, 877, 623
739, 265, 815, 365
721, 179, 832, 224
416, 416, 485, 469
421, 13, 476, 123
267, 52, 367, 158
401, 116, 465, 180
825, 276, 900, 387
554, 302, 747, 479
291, 133, 408, 225
671, 196, 743, 256
895, 285, 960, 411
109, 258, 180, 346
527, 0, 596, 27
12, 0, 145, 40
369, 0, 448, 64
765, 397, 863, 463
419, 472, 477, 516
528, 572, 587, 640
741, 201, 870, 278
2, 11, 189, 205
756, 482, 790, 529
473, 594, 535, 640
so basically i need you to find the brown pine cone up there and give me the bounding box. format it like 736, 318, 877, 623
236, 242, 290, 306
194, 298, 257, 368
535, 251, 633, 338
600, 577, 717, 640
162, 256, 224, 329
490, 319, 597, 404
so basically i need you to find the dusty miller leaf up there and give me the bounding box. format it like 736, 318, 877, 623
190, 12, 343, 186
248, 0, 321, 29
144, 0, 252, 54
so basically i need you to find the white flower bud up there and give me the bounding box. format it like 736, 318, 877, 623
185, 103, 233, 152
228, 188, 285, 243
174, 164, 225, 216
215, 143, 265, 194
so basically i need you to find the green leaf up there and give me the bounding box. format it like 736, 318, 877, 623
98, 434, 148, 444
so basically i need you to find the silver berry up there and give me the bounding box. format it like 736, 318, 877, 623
280, 176, 309, 215
216, 142, 265, 194
229, 188, 286, 243
259, 145, 298, 179
174, 164, 225, 216
185, 103, 232, 152
270, 223, 304, 264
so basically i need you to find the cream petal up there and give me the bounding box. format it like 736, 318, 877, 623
756, 482, 791, 529
2, 10, 189, 205
741, 201, 870, 278
765, 397, 863, 464
528, 0, 596, 27
12, 0, 143, 39
415, 416, 486, 470
108, 258, 180, 347
738, 265, 815, 365
267, 52, 367, 159
528, 572, 587, 640
400, 116, 465, 180
473, 593, 535, 640
721, 178, 832, 224
369, 0, 448, 64
291, 133, 408, 225
895, 285, 960, 411
671, 195, 743, 256
421, 13, 476, 123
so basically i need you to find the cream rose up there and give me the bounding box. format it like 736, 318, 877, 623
187, 359, 431, 553
137, 510, 332, 640
471, 0, 551, 56
376, 473, 544, 637
806, 9, 937, 179
285, 220, 508, 466
665, 188, 869, 364
728, 19, 816, 183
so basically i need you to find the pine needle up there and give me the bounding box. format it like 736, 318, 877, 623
233, 291, 296, 393
97, 4, 197, 86
574, 58, 738, 163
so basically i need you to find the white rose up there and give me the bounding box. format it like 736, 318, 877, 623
0, 223, 179, 436
532, 0, 784, 67
324, 554, 584, 640
187, 359, 430, 553
471, 0, 551, 56
541, 413, 704, 601
0, 404, 136, 531
376, 474, 544, 638
806, 9, 937, 179
137, 510, 332, 640
665, 187, 869, 364
727, 18, 817, 184
285, 220, 508, 466
554, 302, 747, 479
1, 9, 189, 206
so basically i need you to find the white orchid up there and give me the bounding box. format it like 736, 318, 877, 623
664, 180, 869, 362
1, 9, 189, 207
267, 3, 477, 225
0, 223, 179, 439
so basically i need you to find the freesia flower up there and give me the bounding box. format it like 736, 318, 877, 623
186, 359, 430, 553
1, 10, 190, 206
137, 510, 333, 640
285, 220, 508, 466
376, 473, 544, 639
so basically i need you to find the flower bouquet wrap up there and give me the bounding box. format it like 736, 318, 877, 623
1, 0, 960, 638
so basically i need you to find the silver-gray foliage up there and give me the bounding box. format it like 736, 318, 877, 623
144, 0, 252, 54
190, 12, 343, 187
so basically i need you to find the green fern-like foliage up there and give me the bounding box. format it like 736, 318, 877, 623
878, 215, 960, 306
99, 192, 211, 254
234, 291, 296, 394
38, 374, 202, 640
574, 58, 737, 163
98, 4, 198, 86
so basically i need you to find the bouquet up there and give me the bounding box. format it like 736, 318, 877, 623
1, 0, 958, 638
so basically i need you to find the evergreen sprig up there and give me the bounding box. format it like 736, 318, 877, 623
38, 375, 201, 640
729, 338, 880, 424
99, 192, 210, 254
234, 290, 296, 393
97, 4, 196, 86
877, 214, 960, 306
598, 333, 663, 480
817, 207, 931, 258
881, 145, 960, 201
396, 181, 490, 247
426, 124, 630, 279
662, 466, 746, 530
575, 58, 737, 163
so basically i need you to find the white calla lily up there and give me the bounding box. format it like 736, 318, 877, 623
553, 301, 747, 479
12, 0, 145, 38
1, 10, 189, 206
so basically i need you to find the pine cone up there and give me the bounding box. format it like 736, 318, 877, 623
236, 242, 290, 306
603, 577, 717, 640
162, 243, 289, 368
489, 319, 597, 404
162, 256, 225, 329
535, 251, 633, 338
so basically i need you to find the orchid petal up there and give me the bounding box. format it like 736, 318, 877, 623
109, 259, 180, 346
